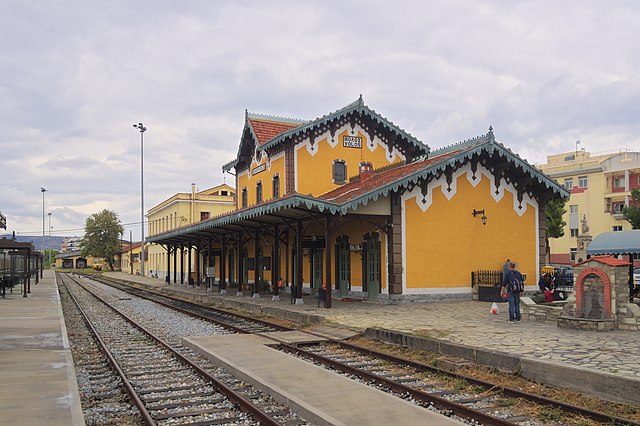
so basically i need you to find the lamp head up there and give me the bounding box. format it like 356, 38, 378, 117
40, 187, 46, 192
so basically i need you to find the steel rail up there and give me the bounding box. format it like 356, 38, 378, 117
65, 273, 283, 426
87, 273, 289, 332
322, 340, 637, 426
58, 273, 156, 425
86, 273, 638, 425
277, 342, 518, 426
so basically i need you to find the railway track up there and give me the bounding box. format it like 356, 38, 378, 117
58, 276, 143, 425
59, 273, 306, 426
90, 274, 285, 334
84, 274, 640, 425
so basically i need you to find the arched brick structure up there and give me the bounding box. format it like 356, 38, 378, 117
575, 267, 611, 318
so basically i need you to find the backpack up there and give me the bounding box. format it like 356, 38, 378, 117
509, 274, 524, 293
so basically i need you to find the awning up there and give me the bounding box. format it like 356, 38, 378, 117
587, 230, 640, 256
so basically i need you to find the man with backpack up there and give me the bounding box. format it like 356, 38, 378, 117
502, 262, 524, 323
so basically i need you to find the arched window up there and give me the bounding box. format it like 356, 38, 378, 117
333, 160, 346, 184
272, 175, 280, 198
256, 181, 263, 203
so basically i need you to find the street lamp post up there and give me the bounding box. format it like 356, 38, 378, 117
47, 212, 52, 265
133, 122, 147, 276
40, 187, 46, 279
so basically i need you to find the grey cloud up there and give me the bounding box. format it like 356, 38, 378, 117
2, 0, 640, 239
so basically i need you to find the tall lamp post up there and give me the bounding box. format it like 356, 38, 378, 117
133, 122, 146, 276
40, 187, 46, 278
47, 212, 52, 265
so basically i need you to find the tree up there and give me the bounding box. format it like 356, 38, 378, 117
80, 209, 124, 270
622, 188, 640, 229
545, 198, 567, 238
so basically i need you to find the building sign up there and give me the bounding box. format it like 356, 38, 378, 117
343, 135, 363, 148
349, 243, 362, 252
252, 164, 266, 175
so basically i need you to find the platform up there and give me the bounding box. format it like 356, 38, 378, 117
0, 270, 84, 426
106, 271, 640, 406
184, 333, 462, 425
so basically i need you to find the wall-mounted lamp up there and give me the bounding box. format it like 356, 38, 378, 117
472, 209, 488, 225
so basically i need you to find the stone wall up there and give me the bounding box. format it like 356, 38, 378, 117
521, 296, 566, 323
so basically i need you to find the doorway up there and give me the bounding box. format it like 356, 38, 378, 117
336, 237, 350, 297
365, 234, 381, 300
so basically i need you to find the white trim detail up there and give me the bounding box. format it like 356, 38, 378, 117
404, 287, 472, 295
403, 163, 536, 216
293, 124, 406, 191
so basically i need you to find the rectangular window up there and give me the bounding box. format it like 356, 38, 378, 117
200, 212, 210, 221
272, 176, 280, 198
333, 160, 346, 184
613, 225, 623, 232
262, 256, 271, 270
578, 176, 588, 188
612, 202, 624, 214
565, 154, 575, 161
241, 188, 247, 208
570, 248, 577, 262
564, 178, 573, 190
613, 176, 624, 188
569, 204, 578, 214
570, 228, 579, 237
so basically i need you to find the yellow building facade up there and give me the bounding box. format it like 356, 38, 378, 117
146, 183, 236, 280
538, 150, 640, 264
149, 98, 567, 304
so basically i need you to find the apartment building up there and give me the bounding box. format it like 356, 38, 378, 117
538, 149, 640, 264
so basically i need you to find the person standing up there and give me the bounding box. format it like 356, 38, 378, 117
502, 262, 524, 323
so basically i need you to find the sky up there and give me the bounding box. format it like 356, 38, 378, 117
1, 0, 639, 242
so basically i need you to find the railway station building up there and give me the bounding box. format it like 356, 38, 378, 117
147, 98, 568, 305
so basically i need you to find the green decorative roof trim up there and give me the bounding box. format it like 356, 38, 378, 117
222, 97, 430, 173
332, 130, 569, 214
257, 96, 429, 154
146, 194, 342, 243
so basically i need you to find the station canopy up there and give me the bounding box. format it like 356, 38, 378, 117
587, 230, 640, 256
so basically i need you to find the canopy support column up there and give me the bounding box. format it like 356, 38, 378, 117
253, 230, 261, 298
166, 246, 171, 285
236, 231, 244, 297
220, 234, 227, 295
295, 220, 304, 305
324, 216, 332, 308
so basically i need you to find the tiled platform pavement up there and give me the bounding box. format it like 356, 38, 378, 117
104, 272, 640, 405
0, 270, 84, 426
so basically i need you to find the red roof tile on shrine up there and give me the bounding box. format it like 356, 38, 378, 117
249, 118, 301, 145
576, 255, 631, 267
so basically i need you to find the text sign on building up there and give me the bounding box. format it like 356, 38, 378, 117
252, 164, 266, 175
343, 135, 363, 149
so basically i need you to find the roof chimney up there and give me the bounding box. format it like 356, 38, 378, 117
359, 161, 373, 180
191, 183, 196, 195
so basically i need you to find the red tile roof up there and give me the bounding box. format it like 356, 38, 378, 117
318, 147, 467, 204
576, 255, 631, 267
249, 118, 301, 145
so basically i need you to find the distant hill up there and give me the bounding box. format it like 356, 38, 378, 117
0, 235, 67, 251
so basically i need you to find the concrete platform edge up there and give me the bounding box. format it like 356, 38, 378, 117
364, 327, 640, 405
182, 337, 345, 426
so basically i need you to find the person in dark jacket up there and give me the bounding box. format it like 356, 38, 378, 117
502, 262, 523, 323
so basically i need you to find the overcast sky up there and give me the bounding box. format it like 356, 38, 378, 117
2, 0, 639, 242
